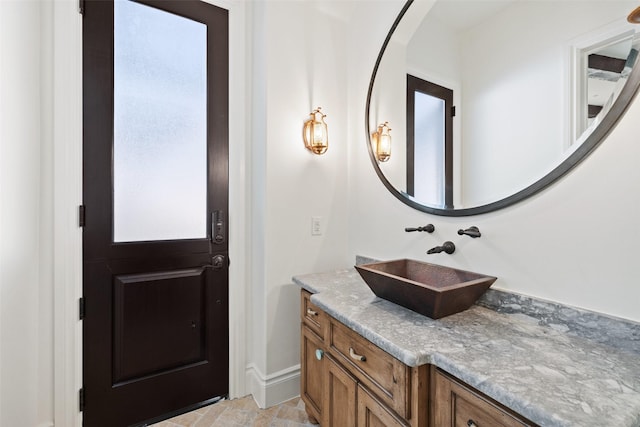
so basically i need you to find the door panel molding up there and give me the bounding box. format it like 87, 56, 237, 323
113, 268, 207, 384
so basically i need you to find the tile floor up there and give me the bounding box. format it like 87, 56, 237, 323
151, 395, 319, 427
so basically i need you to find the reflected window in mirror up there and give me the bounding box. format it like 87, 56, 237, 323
406, 75, 454, 208
572, 30, 640, 145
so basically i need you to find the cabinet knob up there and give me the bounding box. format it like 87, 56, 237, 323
349, 347, 366, 362
315, 349, 324, 360
306, 308, 318, 317
467, 420, 477, 427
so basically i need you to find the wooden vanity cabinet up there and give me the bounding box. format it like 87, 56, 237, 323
301, 290, 536, 427
300, 290, 428, 427
431, 367, 537, 427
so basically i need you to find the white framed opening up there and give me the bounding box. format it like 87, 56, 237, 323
570, 21, 639, 148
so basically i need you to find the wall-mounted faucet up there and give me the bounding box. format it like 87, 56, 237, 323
457, 226, 481, 238
427, 241, 455, 255
405, 224, 435, 233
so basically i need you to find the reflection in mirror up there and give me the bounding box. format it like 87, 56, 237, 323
579, 37, 637, 140
368, 0, 640, 215
407, 75, 453, 208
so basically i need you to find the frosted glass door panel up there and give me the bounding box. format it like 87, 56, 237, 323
113, 1, 207, 243
414, 92, 445, 207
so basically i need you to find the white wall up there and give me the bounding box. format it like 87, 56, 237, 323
247, 0, 351, 407
348, 0, 640, 323
0, 1, 54, 426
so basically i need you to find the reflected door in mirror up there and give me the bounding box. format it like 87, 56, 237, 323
407, 75, 454, 208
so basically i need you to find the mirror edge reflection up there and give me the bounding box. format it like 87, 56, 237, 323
365, 0, 640, 217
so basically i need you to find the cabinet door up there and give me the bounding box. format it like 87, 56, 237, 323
323, 355, 357, 427
357, 384, 407, 427
301, 325, 324, 423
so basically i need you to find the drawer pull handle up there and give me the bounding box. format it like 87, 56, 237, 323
349, 347, 366, 362
467, 420, 477, 427
315, 349, 324, 360
306, 308, 318, 317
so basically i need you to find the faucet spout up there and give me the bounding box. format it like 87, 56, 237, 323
427, 241, 456, 255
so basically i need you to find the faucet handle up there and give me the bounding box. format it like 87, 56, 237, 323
405, 224, 435, 233
458, 226, 481, 238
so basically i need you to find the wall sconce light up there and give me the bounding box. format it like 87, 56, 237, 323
303, 107, 328, 155
373, 121, 392, 162
629, 5, 640, 23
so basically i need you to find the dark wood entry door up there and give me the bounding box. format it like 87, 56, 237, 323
82, 1, 228, 426
406, 74, 454, 209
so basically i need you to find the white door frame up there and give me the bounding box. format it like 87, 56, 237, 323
52, 1, 248, 425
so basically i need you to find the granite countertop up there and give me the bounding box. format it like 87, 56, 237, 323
292, 266, 640, 427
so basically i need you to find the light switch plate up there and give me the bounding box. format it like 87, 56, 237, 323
311, 216, 322, 236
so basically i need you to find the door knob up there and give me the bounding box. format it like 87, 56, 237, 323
212, 254, 226, 269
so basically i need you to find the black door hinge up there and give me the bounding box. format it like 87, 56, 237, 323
79, 388, 85, 412
79, 297, 85, 320
78, 0, 85, 15
79, 205, 86, 227
451, 106, 456, 117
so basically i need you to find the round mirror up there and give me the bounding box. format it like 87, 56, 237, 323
367, 0, 640, 216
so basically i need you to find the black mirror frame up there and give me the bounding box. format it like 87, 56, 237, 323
365, 0, 640, 217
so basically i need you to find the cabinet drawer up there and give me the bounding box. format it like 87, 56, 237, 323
329, 318, 410, 419
301, 290, 327, 340
432, 368, 535, 427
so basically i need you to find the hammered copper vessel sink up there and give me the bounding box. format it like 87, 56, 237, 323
355, 259, 497, 319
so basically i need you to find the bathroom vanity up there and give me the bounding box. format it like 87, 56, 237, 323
301, 289, 533, 427
295, 267, 640, 427
302, 289, 427, 426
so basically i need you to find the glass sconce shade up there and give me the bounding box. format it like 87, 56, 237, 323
374, 122, 392, 162
303, 107, 329, 155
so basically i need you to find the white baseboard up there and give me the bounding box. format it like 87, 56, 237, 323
245, 363, 301, 409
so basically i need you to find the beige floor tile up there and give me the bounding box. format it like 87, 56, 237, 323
152, 422, 182, 427
193, 404, 228, 427
152, 395, 317, 427
250, 413, 273, 427
274, 405, 309, 423
210, 409, 258, 426
233, 396, 261, 411
166, 410, 202, 426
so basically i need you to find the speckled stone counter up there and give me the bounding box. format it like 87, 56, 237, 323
292, 265, 640, 427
